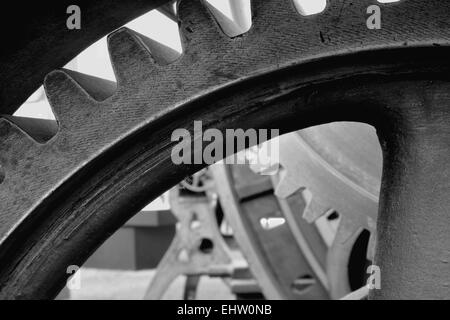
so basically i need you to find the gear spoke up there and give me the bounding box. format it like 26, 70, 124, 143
372, 81, 450, 299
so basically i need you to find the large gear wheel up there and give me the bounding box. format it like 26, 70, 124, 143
0, 0, 449, 299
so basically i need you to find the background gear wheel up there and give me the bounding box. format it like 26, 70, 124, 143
211, 163, 330, 300
275, 122, 381, 298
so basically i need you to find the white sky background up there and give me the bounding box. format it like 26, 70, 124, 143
12, 0, 399, 209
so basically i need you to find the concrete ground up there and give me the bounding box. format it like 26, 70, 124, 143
63, 268, 235, 300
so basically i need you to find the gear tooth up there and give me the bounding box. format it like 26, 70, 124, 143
44, 69, 90, 105
44, 69, 112, 127
302, 191, 330, 223
250, 0, 298, 30
108, 27, 179, 68
274, 171, 330, 223
177, 0, 226, 52
274, 174, 299, 199
53, 69, 115, 101
0, 118, 39, 170
108, 27, 161, 85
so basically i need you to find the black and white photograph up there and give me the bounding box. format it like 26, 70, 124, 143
0, 0, 448, 304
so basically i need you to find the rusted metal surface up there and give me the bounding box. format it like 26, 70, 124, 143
0, 0, 448, 299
